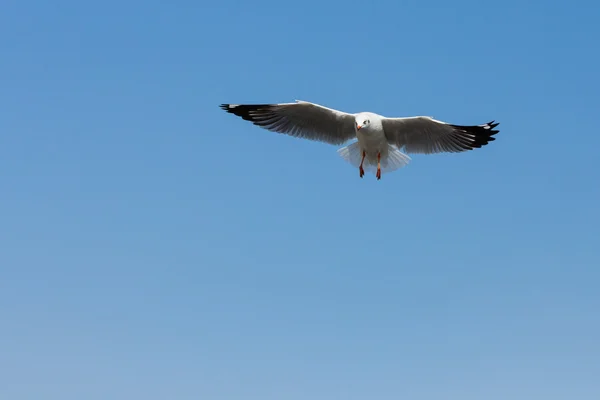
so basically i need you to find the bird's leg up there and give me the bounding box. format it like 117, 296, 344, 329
359, 151, 365, 178
376, 153, 381, 180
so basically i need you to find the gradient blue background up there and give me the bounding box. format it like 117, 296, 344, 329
2, 1, 599, 399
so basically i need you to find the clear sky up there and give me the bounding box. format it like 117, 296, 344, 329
1, 0, 599, 399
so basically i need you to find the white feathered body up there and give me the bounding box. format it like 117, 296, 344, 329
338, 113, 412, 175
355, 114, 389, 161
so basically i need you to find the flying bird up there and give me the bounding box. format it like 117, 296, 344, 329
220, 100, 499, 180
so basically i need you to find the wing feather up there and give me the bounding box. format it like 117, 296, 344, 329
382, 116, 500, 154
220, 100, 357, 145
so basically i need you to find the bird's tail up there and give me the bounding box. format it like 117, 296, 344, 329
337, 141, 411, 175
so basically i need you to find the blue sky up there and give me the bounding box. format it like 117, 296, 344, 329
1, 0, 599, 399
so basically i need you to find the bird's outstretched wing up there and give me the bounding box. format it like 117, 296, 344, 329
220, 100, 357, 145
381, 116, 500, 154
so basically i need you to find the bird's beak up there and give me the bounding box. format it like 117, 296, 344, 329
356, 125, 361, 130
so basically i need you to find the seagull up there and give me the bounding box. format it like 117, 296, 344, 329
220, 100, 499, 180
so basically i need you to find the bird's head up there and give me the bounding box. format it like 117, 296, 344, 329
355, 113, 371, 131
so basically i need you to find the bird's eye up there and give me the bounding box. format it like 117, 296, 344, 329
364, 120, 367, 125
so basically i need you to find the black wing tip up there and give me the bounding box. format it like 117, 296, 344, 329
485, 120, 501, 132
448, 120, 500, 150
220, 103, 255, 120
219, 103, 276, 119
219, 103, 247, 114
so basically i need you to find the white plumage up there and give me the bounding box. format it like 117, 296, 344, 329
220, 100, 500, 180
